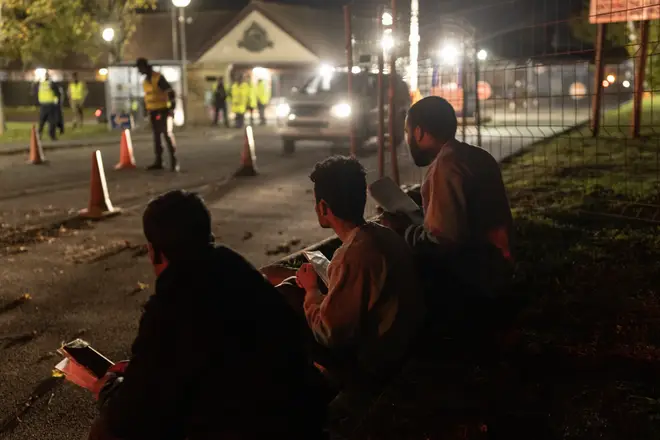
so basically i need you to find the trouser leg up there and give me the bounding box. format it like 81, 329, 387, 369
161, 113, 178, 170
47, 105, 57, 140
38, 105, 48, 136
149, 111, 164, 166
222, 102, 229, 127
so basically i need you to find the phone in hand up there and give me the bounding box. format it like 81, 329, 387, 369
58, 339, 114, 379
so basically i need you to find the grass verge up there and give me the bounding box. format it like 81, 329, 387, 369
0, 122, 109, 145
330, 99, 660, 439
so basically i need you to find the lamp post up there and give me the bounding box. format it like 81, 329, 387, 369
0, 0, 6, 135
102, 26, 115, 131
409, 0, 419, 93
172, 0, 190, 125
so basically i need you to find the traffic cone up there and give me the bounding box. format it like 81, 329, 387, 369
115, 129, 136, 170
28, 125, 46, 165
234, 125, 257, 177
79, 150, 121, 220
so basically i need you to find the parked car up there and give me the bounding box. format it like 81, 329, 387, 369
275, 69, 411, 154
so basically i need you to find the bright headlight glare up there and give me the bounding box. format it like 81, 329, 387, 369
276, 103, 291, 118
331, 102, 351, 118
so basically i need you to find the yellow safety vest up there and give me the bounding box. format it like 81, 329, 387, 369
38, 81, 58, 105
143, 72, 170, 111
68, 82, 85, 101
231, 83, 247, 114
256, 82, 270, 105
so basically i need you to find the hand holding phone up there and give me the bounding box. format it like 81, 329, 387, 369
54, 339, 116, 393
92, 361, 129, 400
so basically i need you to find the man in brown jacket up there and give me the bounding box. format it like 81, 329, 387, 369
273, 156, 425, 390
381, 96, 515, 339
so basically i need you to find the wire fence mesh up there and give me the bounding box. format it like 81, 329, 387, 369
349, 0, 660, 222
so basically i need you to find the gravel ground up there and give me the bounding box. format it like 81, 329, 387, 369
0, 116, 582, 439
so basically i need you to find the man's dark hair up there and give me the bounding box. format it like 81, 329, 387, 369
407, 96, 458, 142
143, 190, 214, 262
136, 58, 149, 69
310, 156, 367, 224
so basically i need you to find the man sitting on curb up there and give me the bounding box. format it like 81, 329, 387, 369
273, 156, 426, 393
380, 96, 515, 342
88, 190, 326, 440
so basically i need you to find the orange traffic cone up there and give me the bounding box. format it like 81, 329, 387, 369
234, 125, 257, 177
115, 129, 136, 170
79, 150, 121, 220
28, 125, 46, 165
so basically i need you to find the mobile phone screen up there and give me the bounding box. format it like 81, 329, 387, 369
61, 339, 114, 378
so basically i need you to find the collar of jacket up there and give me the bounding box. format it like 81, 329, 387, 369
154, 245, 216, 296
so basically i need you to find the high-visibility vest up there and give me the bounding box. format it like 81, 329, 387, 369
241, 82, 252, 110
38, 81, 58, 105
143, 72, 170, 111
256, 81, 270, 105
231, 83, 247, 114
68, 81, 85, 101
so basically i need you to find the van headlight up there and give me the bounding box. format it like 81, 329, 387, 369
330, 102, 351, 118
276, 103, 291, 118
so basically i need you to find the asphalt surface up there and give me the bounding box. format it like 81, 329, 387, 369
0, 112, 586, 439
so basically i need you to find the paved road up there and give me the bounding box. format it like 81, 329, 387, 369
0, 110, 586, 439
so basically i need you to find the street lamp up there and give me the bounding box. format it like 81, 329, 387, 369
102, 27, 115, 43
381, 12, 393, 26
101, 27, 115, 130
439, 42, 460, 65
172, 0, 190, 125
477, 49, 488, 61
381, 30, 394, 52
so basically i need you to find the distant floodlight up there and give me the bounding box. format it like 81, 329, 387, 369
382, 12, 393, 26
622, 80, 631, 88
381, 33, 394, 51
172, 0, 191, 7
98, 68, 109, 76
439, 42, 459, 65
477, 49, 488, 61
351, 66, 361, 74
319, 63, 334, 77
102, 27, 115, 42
34, 68, 47, 80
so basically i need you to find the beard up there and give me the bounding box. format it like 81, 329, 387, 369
408, 137, 436, 167
315, 206, 332, 229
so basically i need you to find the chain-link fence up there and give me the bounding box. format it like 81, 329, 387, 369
349, 0, 660, 222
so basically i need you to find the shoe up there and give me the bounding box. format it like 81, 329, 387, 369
170, 160, 180, 172
146, 163, 164, 171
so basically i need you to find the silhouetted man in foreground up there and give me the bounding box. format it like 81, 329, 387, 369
88, 190, 326, 440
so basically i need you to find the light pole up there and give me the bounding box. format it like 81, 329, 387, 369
102, 26, 115, 131
172, 0, 190, 125
0, 0, 6, 135
409, 0, 419, 93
